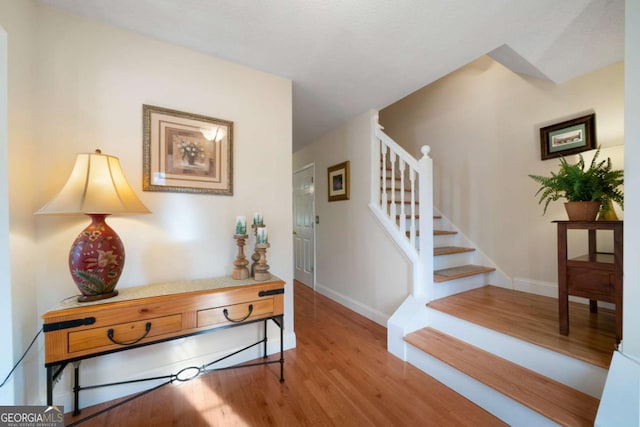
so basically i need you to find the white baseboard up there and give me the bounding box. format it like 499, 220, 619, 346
513, 277, 558, 297
513, 277, 615, 309
315, 282, 390, 327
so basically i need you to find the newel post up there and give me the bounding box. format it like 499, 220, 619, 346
416, 145, 434, 300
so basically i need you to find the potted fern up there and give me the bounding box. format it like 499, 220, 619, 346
529, 147, 623, 221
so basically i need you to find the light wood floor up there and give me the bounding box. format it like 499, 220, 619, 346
65, 280, 505, 426
428, 285, 617, 368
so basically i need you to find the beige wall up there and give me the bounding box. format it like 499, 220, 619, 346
0, 0, 38, 404
1, 1, 293, 408
380, 57, 624, 292
293, 110, 411, 324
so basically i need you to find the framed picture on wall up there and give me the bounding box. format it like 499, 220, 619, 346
539, 113, 596, 160
143, 105, 234, 195
327, 161, 350, 202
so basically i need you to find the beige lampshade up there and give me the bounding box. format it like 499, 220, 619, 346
36, 150, 150, 215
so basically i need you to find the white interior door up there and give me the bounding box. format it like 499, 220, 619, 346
293, 164, 315, 288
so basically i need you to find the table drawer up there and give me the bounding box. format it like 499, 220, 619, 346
197, 299, 274, 328
68, 314, 183, 353
567, 267, 615, 297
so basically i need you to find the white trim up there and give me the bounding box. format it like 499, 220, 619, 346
0, 25, 15, 405
513, 277, 558, 297
315, 281, 389, 327
293, 162, 315, 175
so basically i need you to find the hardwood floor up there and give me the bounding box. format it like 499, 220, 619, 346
65, 281, 505, 426
428, 285, 617, 368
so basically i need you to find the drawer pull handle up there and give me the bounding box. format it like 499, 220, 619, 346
107, 322, 152, 346
223, 304, 253, 323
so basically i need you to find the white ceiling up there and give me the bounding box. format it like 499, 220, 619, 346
38, 0, 624, 151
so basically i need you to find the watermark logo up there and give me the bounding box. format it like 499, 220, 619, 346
0, 406, 64, 427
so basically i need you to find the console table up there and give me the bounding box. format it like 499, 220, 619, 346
42, 276, 285, 415
554, 220, 622, 343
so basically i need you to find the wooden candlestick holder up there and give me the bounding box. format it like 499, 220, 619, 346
232, 234, 250, 280
251, 223, 265, 278
254, 243, 271, 281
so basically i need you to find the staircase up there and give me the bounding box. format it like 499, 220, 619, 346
370, 115, 502, 301
370, 115, 607, 425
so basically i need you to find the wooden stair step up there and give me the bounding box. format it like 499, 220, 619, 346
434, 264, 495, 282
434, 246, 475, 256
396, 227, 452, 237
395, 215, 441, 219
404, 328, 598, 426
385, 187, 412, 193
434, 229, 457, 236
387, 200, 419, 205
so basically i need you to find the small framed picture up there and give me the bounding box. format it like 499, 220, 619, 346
327, 161, 350, 202
143, 105, 233, 195
539, 113, 596, 160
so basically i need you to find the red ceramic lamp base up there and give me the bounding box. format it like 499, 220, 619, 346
69, 214, 125, 303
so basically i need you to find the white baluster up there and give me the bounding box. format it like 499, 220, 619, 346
381, 143, 388, 211
399, 160, 406, 234
389, 150, 397, 220
409, 168, 416, 249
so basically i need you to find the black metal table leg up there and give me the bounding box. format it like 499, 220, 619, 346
279, 315, 284, 382
72, 361, 81, 416
263, 319, 268, 358
46, 366, 53, 406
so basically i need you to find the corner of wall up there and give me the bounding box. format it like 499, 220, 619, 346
0, 23, 16, 405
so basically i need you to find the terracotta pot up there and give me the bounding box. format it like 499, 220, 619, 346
564, 201, 601, 221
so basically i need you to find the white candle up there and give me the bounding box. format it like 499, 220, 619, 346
257, 227, 268, 244
235, 216, 246, 235
253, 212, 263, 225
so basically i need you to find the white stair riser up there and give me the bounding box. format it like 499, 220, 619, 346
433, 234, 459, 247
434, 251, 477, 270
434, 273, 494, 299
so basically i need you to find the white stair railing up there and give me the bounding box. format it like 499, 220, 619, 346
369, 114, 434, 300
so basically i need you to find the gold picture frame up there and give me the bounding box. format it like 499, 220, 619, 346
143, 105, 233, 195
327, 161, 350, 202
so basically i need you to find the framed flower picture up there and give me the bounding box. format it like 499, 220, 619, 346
327, 161, 350, 202
143, 105, 233, 195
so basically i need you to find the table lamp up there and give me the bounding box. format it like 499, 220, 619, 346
36, 150, 150, 302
